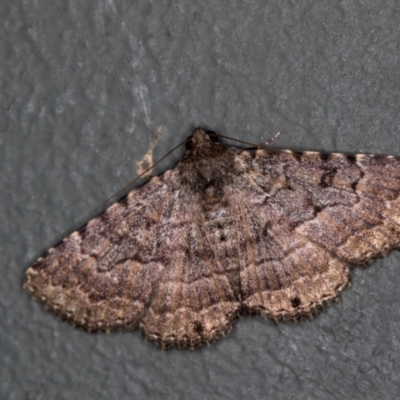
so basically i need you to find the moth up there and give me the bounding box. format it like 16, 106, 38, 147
25, 128, 400, 349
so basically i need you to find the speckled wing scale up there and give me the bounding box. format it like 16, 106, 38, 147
25, 128, 400, 349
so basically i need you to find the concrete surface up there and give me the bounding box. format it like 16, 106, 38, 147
2, 1, 400, 399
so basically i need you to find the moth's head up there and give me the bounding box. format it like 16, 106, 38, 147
185, 128, 219, 150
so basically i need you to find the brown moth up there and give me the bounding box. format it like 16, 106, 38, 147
25, 128, 400, 349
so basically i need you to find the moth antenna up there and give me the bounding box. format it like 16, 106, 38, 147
216, 131, 281, 148
214, 133, 260, 147
93, 135, 190, 213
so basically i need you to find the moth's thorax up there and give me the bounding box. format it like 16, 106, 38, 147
179, 134, 237, 191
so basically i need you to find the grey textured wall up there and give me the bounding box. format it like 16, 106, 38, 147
2, 1, 400, 399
